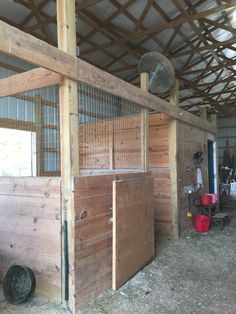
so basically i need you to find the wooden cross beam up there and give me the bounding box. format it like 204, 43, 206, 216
0, 67, 62, 98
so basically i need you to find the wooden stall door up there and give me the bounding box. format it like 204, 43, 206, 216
112, 176, 154, 290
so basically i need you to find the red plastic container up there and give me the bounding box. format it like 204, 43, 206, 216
199, 194, 217, 205
194, 214, 211, 232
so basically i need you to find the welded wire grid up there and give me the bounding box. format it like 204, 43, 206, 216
0, 84, 60, 176
78, 83, 142, 174
0, 53, 60, 177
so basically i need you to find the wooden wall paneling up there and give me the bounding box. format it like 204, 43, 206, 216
73, 172, 150, 310
0, 177, 61, 300
112, 176, 154, 290
151, 168, 172, 236
148, 113, 172, 237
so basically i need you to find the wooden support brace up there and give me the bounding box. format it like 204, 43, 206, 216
0, 68, 62, 98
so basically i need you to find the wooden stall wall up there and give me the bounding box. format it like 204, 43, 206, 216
149, 113, 171, 237
178, 122, 215, 233
0, 177, 61, 300
79, 113, 172, 237
79, 116, 141, 171
73, 172, 149, 310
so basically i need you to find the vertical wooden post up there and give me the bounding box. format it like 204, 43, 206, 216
169, 80, 180, 239
109, 121, 114, 170
35, 95, 42, 176
140, 72, 149, 171
209, 113, 217, 125
200, 107, 207, 120
57, 0, 78, 312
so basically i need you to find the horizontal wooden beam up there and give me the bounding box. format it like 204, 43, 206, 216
0, 20, 216, 134
0, 117, 36, 132
0, 68, 62, 98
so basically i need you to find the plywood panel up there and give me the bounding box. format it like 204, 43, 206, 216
0, 177, 61, 300
112, 177, 154, 290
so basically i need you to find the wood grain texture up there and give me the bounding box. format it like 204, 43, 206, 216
73, 172, 150, 309
0, 68, 62, 98
178, 122, 216, 233
0, 20, 216, 133
0, 177, 61, 300
112, 177, 154, 290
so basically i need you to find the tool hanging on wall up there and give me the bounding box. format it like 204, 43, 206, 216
193, 151, 204, 166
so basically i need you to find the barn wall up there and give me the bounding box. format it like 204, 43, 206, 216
0, 177, 61, 300
178, 122, 216, 233
73, 172, 149, 310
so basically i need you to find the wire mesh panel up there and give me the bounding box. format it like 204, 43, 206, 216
78, 83, 142, 174
0, 53, 60, 177
0, 85, 60, 176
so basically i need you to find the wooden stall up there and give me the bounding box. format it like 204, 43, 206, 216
0, 9, 217, 314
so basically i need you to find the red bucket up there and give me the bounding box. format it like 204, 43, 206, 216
199, 194, 216, 205
194, 215, 211, 232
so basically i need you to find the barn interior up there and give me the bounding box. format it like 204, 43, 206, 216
0, 1, 235, 313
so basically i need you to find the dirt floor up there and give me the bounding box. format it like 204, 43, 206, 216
1, 203, 236, 314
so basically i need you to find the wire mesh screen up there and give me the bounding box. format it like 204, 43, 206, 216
0, 84, 60, 177
78, 83, 142, 174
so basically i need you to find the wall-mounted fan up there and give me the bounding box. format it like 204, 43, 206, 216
138, 52, 175, 94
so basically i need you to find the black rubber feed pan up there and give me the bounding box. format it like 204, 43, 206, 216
3, 265, 36, 304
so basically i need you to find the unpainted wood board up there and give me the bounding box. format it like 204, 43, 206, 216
75, 212, 112, 242
75, 231, 112, 261
0, 177, 60, 198
155, 220, 172, 236
0, 231, 60, 270
0, 195, 60, 220
79, 113, 170, 171
149, 152, 169, 168
75, 245, 112, 291
74, 172, 150, 309
74, 193, 112, 221
153, 202, 171, 221
0, 177, 61, 301
112, 176, 154, 290
149, 113, 170, 126
75, 272, 111, 310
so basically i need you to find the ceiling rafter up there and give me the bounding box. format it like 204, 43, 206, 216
81, 2, 236, 55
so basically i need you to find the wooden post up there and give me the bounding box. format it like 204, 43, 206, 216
169, 80, 180, 239
35, 96, 42, 176
109, 121, 114, 170
140, 72, 149, 171
57, 0, 78, 312
209, 113, 217, 126
200, 107, 207, 120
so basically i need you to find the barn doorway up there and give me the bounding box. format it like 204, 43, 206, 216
208, 140, 217, 194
